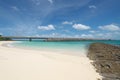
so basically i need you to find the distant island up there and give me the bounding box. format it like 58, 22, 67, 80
0, 35, 11, 41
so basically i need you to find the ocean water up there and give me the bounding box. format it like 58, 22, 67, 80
11, 40, 120, 56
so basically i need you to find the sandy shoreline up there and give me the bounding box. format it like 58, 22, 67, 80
0, 41, 101, 80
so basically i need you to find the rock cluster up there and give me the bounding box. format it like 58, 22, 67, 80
87, 43, 120, 80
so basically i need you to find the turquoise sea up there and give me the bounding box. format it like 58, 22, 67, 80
12, 40, 120, 56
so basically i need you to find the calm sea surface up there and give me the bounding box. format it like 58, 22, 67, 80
11, 40, 120, 56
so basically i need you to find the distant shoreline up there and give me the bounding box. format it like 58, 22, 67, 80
1, 36, 120, 42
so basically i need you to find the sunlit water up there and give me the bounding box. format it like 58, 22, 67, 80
11, 40, 120, 56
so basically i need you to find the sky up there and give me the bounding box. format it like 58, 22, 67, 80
0, 0, 120, 39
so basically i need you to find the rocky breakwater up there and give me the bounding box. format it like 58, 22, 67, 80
87, 43, 120, 80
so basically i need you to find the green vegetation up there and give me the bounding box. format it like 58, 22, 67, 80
0, 35, 11, 41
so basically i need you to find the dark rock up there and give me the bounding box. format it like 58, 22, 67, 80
87, 43, 120, 80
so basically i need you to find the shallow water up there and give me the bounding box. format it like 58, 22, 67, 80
11, 40, 120, 56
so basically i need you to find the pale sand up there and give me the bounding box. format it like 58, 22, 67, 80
0, 41, 101, 80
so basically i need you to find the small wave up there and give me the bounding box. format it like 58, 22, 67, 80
1, 41, 21, 48
2, 43, 13, 48
6, 44, 14, 47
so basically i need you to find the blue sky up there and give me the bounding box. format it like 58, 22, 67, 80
0, 0, 120, 39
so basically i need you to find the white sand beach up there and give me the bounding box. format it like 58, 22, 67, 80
0, 41, 101, 80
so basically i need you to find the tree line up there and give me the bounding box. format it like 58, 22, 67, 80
0, 35, 11, 41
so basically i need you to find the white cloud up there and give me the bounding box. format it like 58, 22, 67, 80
89, 5, 96, 9
99, 24, 120, 31
89, 31, 120, 39
63, 30, 70, 33
89, 30, 99, 33
35, 33, 57, 38
38, 24, 55, 30
96, 33, 104, 36
11, 6, 19, 11
52, 33, 57, 36
89, 30, 96, 33
114, 31, 120, 35
35, 31, 120, 39
48, 0, 53, 4
35, 33, 72, 38
81, 34, 94, 38
73, 24, 91, 30
96, 33, 113, 39
62, 21, 73, 25
31, 0, 40, 5
0, 33, 2, 35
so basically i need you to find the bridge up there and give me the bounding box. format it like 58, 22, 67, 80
3, 36, 48, 41
2, 36, 110, 42
2, 36, 93, 41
